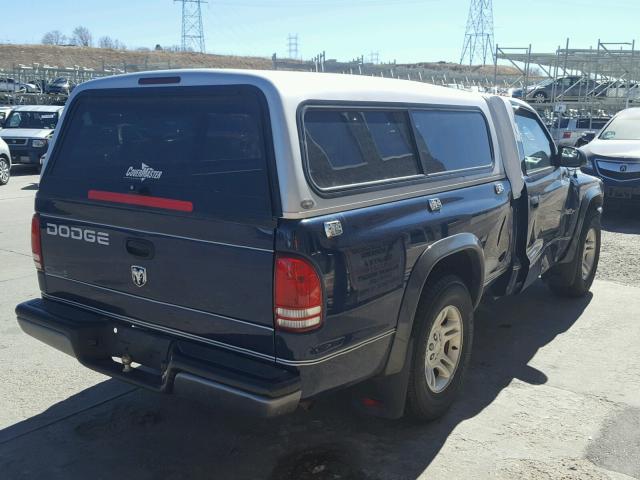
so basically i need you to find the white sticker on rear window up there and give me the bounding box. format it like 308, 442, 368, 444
41, 114, 56, 119
124, 163, 163, 182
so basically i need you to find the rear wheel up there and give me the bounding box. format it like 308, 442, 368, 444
406, 275, 473, 421
0, 156, 10, 185
547, 212, 601, 297
532, 91, 547, 103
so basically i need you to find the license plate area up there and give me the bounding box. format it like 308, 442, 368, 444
607, 187, 638, 199
107, 323, 172, 372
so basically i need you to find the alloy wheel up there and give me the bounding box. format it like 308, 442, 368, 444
581, 227, 597, 280
0, 159, 9, 184
424, 305, 463, 393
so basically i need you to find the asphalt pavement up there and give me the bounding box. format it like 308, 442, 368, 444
0, 168, 638, 480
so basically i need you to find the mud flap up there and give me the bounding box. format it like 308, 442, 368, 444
351, 341, 414, 419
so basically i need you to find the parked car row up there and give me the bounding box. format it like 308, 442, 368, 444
512, 76, 640, 104
0, 76, 77, 95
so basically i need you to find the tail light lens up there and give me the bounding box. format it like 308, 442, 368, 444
274, 255, 323, 332
31, 213, 43, 271
563, 131, 572, 139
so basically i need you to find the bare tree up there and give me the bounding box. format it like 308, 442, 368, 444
98, 36, 115, 49
71, 26, 92, 47
99, 36, 126, 50
41, 30, 67, 46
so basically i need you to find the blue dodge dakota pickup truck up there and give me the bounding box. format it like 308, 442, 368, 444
16, 70, 603, 420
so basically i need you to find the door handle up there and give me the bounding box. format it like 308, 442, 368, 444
126, 238, 155, 259
530, 196, 540, 209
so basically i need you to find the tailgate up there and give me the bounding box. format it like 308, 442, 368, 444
36, 85, 278, 358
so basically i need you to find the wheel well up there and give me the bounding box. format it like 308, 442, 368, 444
588, 194, 603, 213
422, 250, 483, 307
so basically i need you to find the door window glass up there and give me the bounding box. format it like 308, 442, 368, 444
515, 112, 553, 172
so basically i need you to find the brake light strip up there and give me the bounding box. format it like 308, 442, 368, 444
88, 190, 194, 212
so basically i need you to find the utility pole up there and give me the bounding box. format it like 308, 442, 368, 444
460, 0, 494, 66
175, 0, 206, 53
287, 34, 299, 59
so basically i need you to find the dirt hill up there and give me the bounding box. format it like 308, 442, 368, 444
0, 43, 520, 77
0, 43, 274, 72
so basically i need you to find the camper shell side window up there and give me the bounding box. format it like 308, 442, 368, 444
300, 103, 495, 196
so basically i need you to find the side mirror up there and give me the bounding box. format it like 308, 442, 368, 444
575, 132, 595, 148
558, 146, 587, 168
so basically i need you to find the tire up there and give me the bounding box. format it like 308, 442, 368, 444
532, 91, 547, 103
546, 212, 601, 297
0, 156, 10, 185
406, 275, 474, 421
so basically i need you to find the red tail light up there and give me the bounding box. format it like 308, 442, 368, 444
274, 255, 323, 332
563, 132, 572, 139
31, 213, 43, 271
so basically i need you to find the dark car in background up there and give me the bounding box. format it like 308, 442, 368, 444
45, 77, 76, 95
581, 107, 640, 202
513, 76, 600, 103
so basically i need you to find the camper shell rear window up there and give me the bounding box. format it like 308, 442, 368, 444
45, 85, 275, 220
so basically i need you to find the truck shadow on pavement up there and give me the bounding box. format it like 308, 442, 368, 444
0, 282, 592, 480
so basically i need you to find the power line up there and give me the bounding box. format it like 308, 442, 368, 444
175, 0, 207, 53
460, 0, 494, 66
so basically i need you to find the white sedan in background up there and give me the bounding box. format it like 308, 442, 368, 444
0, 137, 10, 185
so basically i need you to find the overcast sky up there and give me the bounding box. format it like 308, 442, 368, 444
1, 0, 638, 63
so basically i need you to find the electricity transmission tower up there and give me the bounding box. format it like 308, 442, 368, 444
287, 34, 299, 59
175, 0, 206, 53
459, 0, 494, 66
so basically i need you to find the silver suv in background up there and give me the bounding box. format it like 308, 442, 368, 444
0, 105, 63, 171
551, 117, 610, 147
0, 77, 40, 93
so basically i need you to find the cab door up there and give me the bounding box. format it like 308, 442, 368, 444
514, 108, 571, 286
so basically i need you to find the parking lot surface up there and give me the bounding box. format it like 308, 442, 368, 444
1, 168, 639, 480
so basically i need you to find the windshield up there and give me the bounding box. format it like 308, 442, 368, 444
4, 111, 59, 129
600, 116, 640, 140
536, 79, 554, 87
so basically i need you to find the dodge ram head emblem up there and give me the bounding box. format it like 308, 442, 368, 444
620, 164, 628, 172
131, 266, 147, 287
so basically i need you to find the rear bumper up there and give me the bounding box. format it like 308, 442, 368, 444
16, 298, 301, 417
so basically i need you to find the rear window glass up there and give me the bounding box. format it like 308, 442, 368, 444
48, 87, 272, 220
410, 110, 492, 174
303, 109, 421, 190
577, 118, 608, 129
